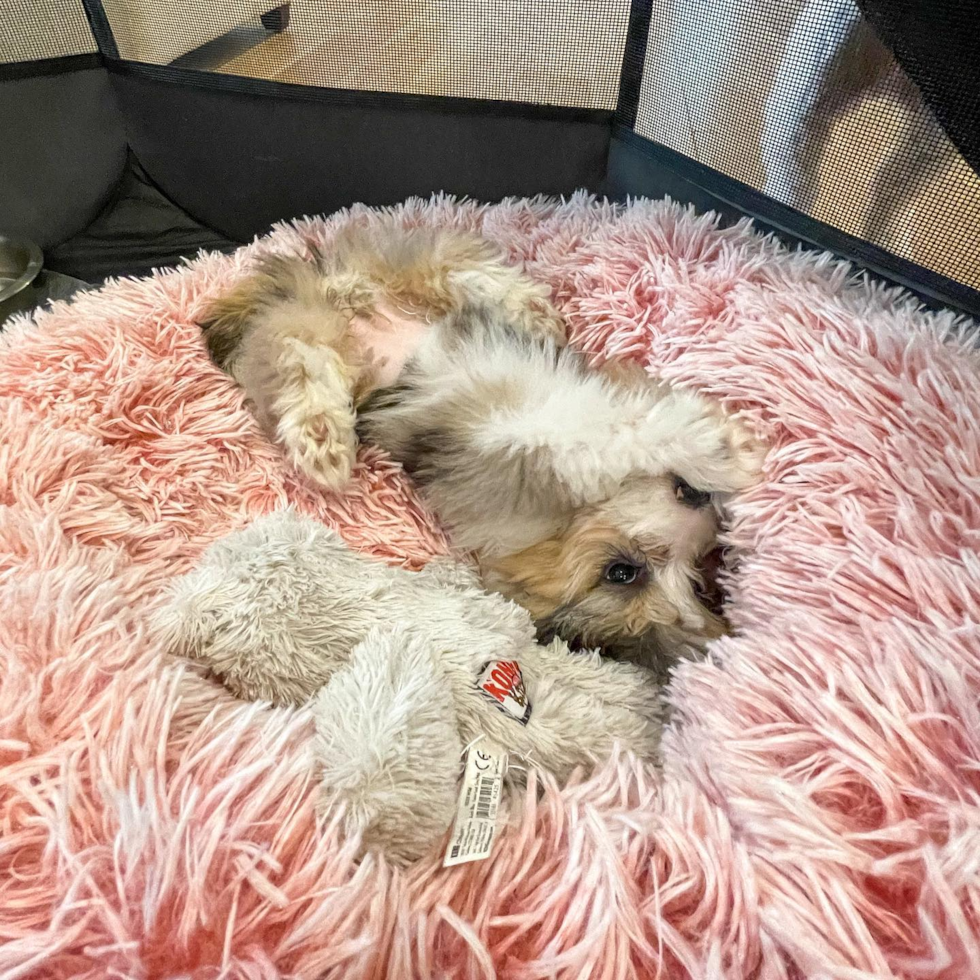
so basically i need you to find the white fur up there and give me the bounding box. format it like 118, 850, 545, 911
365, 322, 764, 560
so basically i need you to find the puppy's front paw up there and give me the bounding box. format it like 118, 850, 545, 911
596, 357, 657, 389
520, 301, 567, 346
500, 288, 567, 347
658, 391, 766, 493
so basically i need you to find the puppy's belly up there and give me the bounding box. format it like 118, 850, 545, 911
348, 302, 431, 389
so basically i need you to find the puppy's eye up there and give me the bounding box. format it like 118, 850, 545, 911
672, 474, 711, 509
603, 561, 642, 585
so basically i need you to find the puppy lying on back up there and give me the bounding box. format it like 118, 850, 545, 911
200, 224, 764, 658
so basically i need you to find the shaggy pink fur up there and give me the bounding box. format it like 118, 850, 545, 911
1, 194, 978, 979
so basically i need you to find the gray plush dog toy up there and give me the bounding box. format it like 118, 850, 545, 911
153, 510, 663, 865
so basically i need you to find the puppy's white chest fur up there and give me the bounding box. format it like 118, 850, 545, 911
348, 302, 432, 389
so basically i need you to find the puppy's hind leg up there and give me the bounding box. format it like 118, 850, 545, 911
371, 226, 566, 345
202, 256, 368, 491
446, 243, 567, 345
264, 336, 360, 490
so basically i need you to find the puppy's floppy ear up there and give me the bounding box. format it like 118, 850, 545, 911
484, 535, 569, 620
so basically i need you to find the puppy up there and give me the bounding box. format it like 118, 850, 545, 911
357, 312, 763, 657
200, 225, 765, 659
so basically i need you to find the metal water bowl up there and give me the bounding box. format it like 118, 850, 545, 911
0, 237, 89, 323
0, 236, 44, 321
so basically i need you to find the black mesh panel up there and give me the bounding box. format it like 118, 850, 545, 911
622, 0, 980, 292
2, 0, 96, 63
854, 0, 979, 174
96, 0, 631, 110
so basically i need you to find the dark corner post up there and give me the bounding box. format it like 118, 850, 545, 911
78, 0, 121, 61
615, 0, 654, 130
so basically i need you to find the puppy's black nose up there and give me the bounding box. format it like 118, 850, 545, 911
672, 474, 711, 509
535, 621, 590, 654
535, 623, 559, 645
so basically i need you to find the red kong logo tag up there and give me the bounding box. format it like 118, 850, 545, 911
477, 660, 531, 725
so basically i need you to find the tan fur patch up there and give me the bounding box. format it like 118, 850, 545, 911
334, 228, 499, 318
488, 520, 667, 618
486, 512, 727, 644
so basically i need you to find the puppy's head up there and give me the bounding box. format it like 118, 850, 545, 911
484, 473, 726, 657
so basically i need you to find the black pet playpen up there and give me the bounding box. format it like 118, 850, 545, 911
3, 0, 978, 316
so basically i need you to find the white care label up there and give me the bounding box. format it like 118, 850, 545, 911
476, 660, 531, 725
443, 746, 507, 867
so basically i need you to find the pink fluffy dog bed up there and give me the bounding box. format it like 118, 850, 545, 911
2, 195, 979, 979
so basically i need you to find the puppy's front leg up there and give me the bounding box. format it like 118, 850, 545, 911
643, 388, 767, 494
592, 359, 767, 493
473, 358, 765, 509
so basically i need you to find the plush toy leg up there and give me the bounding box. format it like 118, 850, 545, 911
312, 626, 463, 866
